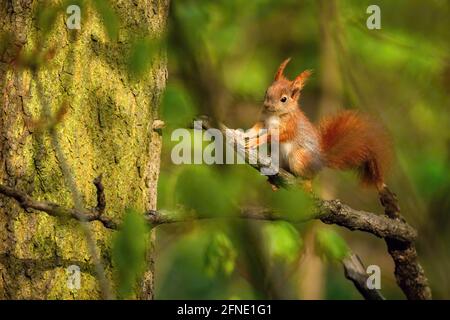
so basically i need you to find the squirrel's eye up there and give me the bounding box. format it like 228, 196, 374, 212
280, 96, 287, 103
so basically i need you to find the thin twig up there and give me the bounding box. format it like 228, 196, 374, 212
342, 253, 384, 300
0, 183, 118, 230
93, 174, 106, 215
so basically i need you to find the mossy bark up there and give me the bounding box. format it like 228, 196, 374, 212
0, 0, 168, 299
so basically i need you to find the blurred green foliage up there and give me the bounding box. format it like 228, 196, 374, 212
161, 83, 197, 129
127, 38, 160, 78
315, 228, 350, 262
35, 2, 59, 35
205, 232, 237, 277
175, 165, 242, 218
112, 209, 147, 299
92, 0, 119, 40
270, 188, 314, 221
263, 221, 303, 263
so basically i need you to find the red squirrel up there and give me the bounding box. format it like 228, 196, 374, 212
244, 58, 392, 192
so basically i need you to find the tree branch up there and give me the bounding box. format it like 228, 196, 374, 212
0, 183, 415, 242
342, 253, 384, 300
144, 205, 415, 242
316, 199, 416, 242
0, 182, 117, 230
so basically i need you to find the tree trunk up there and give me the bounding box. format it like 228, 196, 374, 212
0, 0, 168, 299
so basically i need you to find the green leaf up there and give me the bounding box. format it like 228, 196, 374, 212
175, 166, 238, 218
157, 173, 172, 210
93, 0, 119, 40
161, 83, 196, 128
315, 228, 349, 262
204, 232, 237, 277
263, 221, 302, 263
112, 209, 147, 298
270, 187, 314, 221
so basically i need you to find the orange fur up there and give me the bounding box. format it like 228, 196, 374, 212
318, 111, 392, 188
270, 113, 299, 143
291, 148, 313, 176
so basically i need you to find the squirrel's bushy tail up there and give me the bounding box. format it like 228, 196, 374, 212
319, 110, 392, 189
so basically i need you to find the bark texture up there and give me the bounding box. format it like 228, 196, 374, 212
0, 0, 168, 299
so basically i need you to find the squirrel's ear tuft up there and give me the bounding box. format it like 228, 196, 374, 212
293, 69, 313, 87
274, 58, 291, 81
291, 69, 313, 99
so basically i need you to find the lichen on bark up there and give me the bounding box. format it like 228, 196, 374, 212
0, 0, 168, 299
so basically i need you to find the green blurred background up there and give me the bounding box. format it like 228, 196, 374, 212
156, 0, 450, 299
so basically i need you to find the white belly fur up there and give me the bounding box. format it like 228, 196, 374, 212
265, 116, 292, 168
265, 115, 280, 130
279, 142, 293, 167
